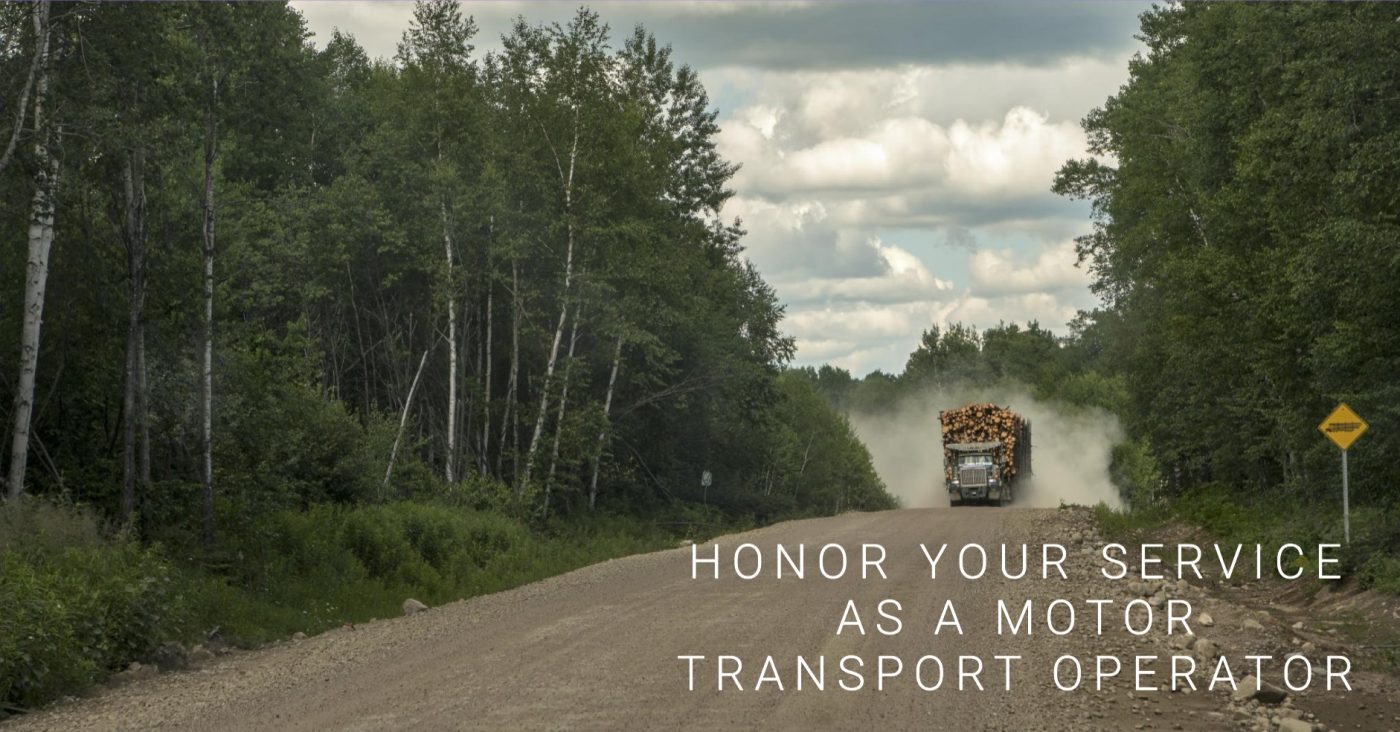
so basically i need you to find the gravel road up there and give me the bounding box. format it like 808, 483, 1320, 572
6, 507, 1394, 731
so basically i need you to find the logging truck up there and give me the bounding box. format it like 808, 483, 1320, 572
940, 403, 1032, 506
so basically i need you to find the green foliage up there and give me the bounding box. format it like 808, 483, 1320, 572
1091, 501, 1168, 542
1109, 438, 1163, 509
188, 499, 673, 645
0, 496, 675, 709
764, 371, 896, 516
1358, 555, 1400, 596
1054, 2, 1400, 499
0, 501, 187, 709
0, 0, 874, 539
1094, 484, 1400, 594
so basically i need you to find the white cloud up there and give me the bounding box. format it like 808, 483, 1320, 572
708, 54, 1125, 371
722, 106, 1085, 202
968, 240, 1091, 296
945, 109, 1086, 195
777, 238, 954, 304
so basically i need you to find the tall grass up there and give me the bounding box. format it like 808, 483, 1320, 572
0, 498, 674, 711
1091, 483, 1400, 592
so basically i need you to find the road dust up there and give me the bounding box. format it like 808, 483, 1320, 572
849, 387, 1124, 510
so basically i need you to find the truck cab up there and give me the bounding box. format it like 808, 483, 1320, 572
945, 441, 1012, 505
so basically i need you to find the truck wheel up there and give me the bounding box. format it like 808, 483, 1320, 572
950, 498, 962, 507
1000, 485, 1014, 506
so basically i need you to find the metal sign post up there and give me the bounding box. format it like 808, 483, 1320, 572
1318, 403, 1368, 544
1342, 449, 1349, 544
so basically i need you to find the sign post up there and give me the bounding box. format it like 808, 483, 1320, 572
1318, 403, 1368, 544
701, 470, 712, 507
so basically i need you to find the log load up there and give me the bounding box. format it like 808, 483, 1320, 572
939, 403, 1031, 483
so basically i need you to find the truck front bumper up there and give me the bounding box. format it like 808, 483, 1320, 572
949, 483, 1002, 502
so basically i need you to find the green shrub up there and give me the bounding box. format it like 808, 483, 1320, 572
2, 495, 676, 709
1358, 554, 1400, 595
1171, 483, 1266, 542
0, 500, 186, 709
1092, 501, 1168, 541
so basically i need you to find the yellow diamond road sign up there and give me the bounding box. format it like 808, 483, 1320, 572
1319, 403, 1368, 451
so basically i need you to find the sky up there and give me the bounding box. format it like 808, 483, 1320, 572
292, 1, 1149, 376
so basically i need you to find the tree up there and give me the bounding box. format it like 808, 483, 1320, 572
395, 0, 478, 484
5, 0, 54, 501
1054, 3, 1400, 499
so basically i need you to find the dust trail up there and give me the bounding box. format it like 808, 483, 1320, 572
849, 386, 1124, 509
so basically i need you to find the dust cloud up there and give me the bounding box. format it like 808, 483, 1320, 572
849, 387, 1124, 510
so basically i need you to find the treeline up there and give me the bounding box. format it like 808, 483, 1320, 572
793, 320, 1161, 505
796, 321, 1123, 416
0, 0, 893, 542
1053, 2, 1400, 509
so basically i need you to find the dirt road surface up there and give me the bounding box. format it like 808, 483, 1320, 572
7, 507, 1399, 731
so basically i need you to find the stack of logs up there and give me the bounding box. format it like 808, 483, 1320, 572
939, 403, 1027, 482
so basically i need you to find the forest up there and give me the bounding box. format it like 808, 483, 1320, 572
3, 0, 1400, 713
0, 0, 893, 709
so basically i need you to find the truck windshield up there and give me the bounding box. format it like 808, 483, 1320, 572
958, 455, 993, 467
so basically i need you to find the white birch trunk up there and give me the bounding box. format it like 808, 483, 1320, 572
543, 298, 583, 518
587, 334, 623, 511
5, 2, 52, 501
520, 119, 579, 494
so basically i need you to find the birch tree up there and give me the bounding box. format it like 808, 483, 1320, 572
510, 10, 612, 495
5, 0, 53, 501
396, 0, 477, 483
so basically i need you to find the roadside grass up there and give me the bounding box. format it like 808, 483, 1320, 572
1091, 501, 1170, 542
0, 497, 681, 712
1090, 483, 1400, 592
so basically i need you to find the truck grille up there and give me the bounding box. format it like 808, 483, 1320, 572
959, 467, 988, 487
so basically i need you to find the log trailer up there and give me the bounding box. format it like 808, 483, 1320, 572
939, 403, 1032, 506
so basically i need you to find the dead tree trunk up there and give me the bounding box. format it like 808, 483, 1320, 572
383, 350, 430, 497
498, 258, 520, 481
441, 197, 457, 484
120, 148, 147, 523
200, 77, 218, 546
480, 216, 493, 475
587, 334, 623, 511
5, 2, 53, 501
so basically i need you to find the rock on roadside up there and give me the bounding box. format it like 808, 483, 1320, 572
403, 598, 429, 616
111, 662, 159, 685
1230, 674, 1288, 705
1277, 719, 1316, 732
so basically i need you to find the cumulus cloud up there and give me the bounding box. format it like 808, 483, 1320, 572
777, 238, 954, 305
968, 240, 1091, 297
721, 106, 1087, 209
